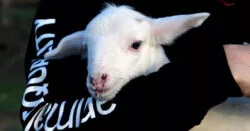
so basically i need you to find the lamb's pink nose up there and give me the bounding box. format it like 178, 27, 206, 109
90, 73, 108, 89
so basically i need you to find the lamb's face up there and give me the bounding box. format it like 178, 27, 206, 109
84, 12, 152, 101
44, 4, 210, 101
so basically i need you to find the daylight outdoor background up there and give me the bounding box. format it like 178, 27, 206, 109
0, 0, 39, 130
0, 0, 250, 131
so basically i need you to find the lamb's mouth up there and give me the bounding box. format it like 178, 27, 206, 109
88, 86, 111, 95
89, 87, 113, 101
87, 78, 125, 100
92, 88, 110, 94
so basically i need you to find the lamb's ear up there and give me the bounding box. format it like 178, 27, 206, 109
44, 30, 87, 59
151, 13, 210, 45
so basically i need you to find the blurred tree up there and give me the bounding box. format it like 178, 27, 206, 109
1, 0, 12, 26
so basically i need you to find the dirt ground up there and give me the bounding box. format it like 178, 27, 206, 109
191, 97, 250, 131
0, 113, 21, 131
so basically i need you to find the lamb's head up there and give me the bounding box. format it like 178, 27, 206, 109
44, 4, 210, 101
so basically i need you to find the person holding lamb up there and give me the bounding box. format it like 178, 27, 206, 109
20, 0, 250, 131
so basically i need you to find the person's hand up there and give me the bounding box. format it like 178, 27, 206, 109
224, 44, 250, 97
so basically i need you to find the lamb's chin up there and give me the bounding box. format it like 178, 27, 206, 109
87, 78, 129, 101
90, 88, 119, 101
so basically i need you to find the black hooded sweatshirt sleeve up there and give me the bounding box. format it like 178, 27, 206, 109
20, 0, 247, 131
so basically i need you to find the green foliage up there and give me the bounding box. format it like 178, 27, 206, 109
0, 84, 24, 131
0, 84, 25, 113
4, 122, 22, 131
15, 7, 36, 41
0, 5, 37, 131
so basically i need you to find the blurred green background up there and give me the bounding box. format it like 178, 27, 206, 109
0, 0, 39, 130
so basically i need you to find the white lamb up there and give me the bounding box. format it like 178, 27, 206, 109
44, 3, 210, 101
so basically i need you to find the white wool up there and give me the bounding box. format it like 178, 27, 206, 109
44, 3, 210, 101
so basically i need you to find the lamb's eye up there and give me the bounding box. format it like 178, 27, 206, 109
131, 41, 142, 50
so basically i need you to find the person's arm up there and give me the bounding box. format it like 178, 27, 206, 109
201, 0, 250, 99
224, 44, 250, 97
21, 0, 70, 130
219, 0, 250, 97
21, 1, 113, 131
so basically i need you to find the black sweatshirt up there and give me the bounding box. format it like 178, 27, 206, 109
20, 0, 248, 131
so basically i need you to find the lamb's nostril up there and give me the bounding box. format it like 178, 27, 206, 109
90, 74, 107, 89
101, 73, 108, 81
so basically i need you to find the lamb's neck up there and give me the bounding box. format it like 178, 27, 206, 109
144, 46, 170, 76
